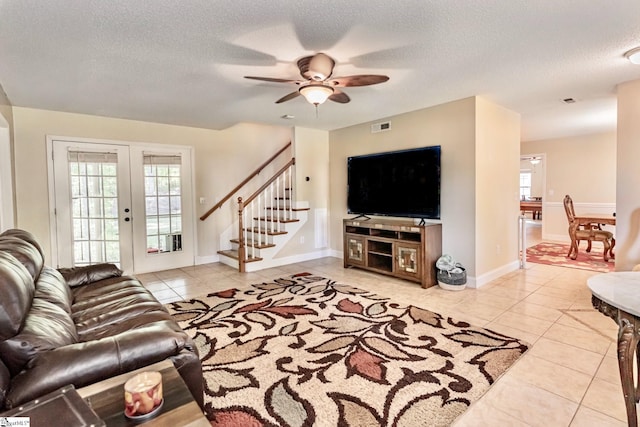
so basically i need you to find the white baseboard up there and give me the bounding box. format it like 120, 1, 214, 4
244, 249, 334, 272
198, 250, 521, 290
471, 260, 520, 288
195, 254, 220, 265
542, 233, 571, 243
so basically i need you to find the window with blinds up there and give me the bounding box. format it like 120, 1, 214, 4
144, 154, 183, 254
520, 171, 532, 199
68, 151, 120, 267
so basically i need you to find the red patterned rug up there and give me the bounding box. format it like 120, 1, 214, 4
167, 273, 529, 426
525, 241, 614, 273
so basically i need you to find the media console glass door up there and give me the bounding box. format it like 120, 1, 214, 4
346, 235, 365, 265
396, 243, 420, 278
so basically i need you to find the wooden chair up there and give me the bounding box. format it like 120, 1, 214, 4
563, 195, 615, 261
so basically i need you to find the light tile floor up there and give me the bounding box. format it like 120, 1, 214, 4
136, 251, 627, 426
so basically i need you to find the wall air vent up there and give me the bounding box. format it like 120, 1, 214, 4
371, 121, 391, 133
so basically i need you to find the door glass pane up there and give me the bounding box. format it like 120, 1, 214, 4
143, 154, 183, 254
68, 151, 120, 267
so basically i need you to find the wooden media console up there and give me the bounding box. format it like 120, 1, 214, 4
343, 218, 442, 288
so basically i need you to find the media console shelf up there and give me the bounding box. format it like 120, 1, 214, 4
343, 219, 442, 288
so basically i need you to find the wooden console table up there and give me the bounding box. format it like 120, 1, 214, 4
588, 272, 640, 427
520, 200, 542, 219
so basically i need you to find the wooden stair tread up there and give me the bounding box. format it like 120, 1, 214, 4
230, 239, 276, 249
253, 217, 300, 223
217, 249, 263, 262
244, 227, 288, 236
265, 207, 310, 212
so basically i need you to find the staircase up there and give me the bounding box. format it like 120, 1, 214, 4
200, 142, 309, 272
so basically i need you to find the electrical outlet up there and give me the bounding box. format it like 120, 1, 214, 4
299, 236, 305, 244
496, 244, 501, 254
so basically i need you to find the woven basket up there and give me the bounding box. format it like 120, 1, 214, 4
437, 268, 467, 287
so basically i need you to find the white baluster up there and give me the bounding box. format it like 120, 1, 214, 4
275, 177, 280, 232
284, 170, 288, 229
253, 200, 257, 259
269, 181, 274, 233
288, 165, 293, 221
243, 205, 248, 261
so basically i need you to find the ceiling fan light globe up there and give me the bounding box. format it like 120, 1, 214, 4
300, 85, 334, 105
625, 46, 640, 64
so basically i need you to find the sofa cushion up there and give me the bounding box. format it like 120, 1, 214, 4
58, 263, 122, 288
0, 238, 43, 283
0, 230, 44, 280
0, 252, 35, 341
71, 275, 170, 340
71, 275, 152, 311
35, 267, 73, 314
0, 295, 78, 376
0, 229, 44, 257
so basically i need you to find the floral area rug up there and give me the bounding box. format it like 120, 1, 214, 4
526, 241, 614, 273
167, 273, 529, 427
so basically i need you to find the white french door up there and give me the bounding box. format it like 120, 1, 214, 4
50, 138, 194, 274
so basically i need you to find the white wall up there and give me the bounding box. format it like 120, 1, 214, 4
329, 97, 476, 275
616, 79, 640, 270
329, 96, 521, 284
11, 107, 294, 262
273, 126, 330, 258
0, 85, 15, 232
0, 84, 14, 231
521, 132, 616, 242
0, 115, 13, 231
475, 97, 521, 280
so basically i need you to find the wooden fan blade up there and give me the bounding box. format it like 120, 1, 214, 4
329, 89, 350, 104
329, 75, 389, 87
245, 76, 300, 84
275, 91, 301, 103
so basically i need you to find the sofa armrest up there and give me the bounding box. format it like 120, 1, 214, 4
169, 346, 204, 409
5, 320, 190, 408
58, 264, 122, 288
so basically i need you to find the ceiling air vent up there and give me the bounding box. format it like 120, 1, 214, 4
371, 121, 391, 133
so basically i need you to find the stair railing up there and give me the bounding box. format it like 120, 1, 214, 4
237, 158, 295, 272
200, 141, 292, 221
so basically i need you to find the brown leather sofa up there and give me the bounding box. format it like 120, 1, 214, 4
0, 229, 203, 411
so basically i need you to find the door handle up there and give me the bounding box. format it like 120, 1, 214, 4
124, 217, 130, 222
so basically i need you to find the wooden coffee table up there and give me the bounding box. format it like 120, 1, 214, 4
77, 360, 208, 426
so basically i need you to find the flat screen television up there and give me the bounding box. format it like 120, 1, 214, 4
347, 145, 441, 220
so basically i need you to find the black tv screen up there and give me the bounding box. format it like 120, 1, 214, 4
347, 145, 441, 219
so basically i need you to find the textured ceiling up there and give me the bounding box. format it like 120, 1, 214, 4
1, 0, 640, 141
